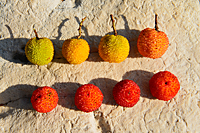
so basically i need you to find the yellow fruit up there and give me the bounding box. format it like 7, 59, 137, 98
98, 34, 129, 63
25, 30, 54, 65
98, 14, 130, 63
62, 39, 90, 64
62, 17, 90, 64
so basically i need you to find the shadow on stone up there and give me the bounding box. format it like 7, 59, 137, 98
0, 37, 30, 64
89, 78, 118, 106
0, 84, 38, 118
52, 82, 82, 111
74, 0, 82, 8
122, 70, 156, 99
121, 15, 142, 58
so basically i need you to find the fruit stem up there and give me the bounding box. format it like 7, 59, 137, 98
155, 14, 159, 31
110, 14, 117, 36
77, 17, 86, 39
33, 29, 39, 40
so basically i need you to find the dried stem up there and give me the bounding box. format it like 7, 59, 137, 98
77, 17, 86, 39
110, 14, 117, 36
33, 29, 39, 40
155, 14, 159, 31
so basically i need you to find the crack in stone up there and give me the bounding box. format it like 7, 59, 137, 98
143, 109, 149, 131
93, 111, 112, 133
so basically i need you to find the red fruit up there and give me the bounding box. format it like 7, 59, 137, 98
149, 71, 180, 101
31, 86, 59, 113
137, 14, 169, 59
113, 79, 140, 107
75, 84, 104, 112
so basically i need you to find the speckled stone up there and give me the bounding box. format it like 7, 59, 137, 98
0, 0, 200, 132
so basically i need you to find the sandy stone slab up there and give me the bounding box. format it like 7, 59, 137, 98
0, 0, 200, 132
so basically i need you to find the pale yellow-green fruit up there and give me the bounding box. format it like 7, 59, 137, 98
62, 39, 90, 64
98, 34, 130, 63
25, 37, 54, 65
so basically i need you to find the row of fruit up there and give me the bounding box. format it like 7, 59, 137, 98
25, 14, 169, 65
31, 71, 180, 113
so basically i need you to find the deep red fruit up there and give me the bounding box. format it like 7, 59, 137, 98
75, 84, 104, 112
149, 71, 180, 101
31, 86, 59, 113
113, 79, 140, 107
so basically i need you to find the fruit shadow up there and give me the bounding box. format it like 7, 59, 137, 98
0, 25, 30, 64
122, 70, 156, 99
89, 78, 118, 106
52, 82, 82, 111
0, 84, 38, 119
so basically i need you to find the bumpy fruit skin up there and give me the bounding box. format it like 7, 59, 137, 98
149, 71, 180, 101
75, 84, 103, 112
31, 86, 59, 113
137, 28, 169, 59
98, 34, 130, 63
113, 79, 140, 107
62, 39, 90, 64
25, 37, 54, 65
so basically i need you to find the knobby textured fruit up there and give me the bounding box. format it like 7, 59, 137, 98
75, 84, 104, 112
98, 14, 130, 63
31, 86, 59, 113
62, 38, 89, 64
62, 17, 90, 64
137, 14, 169, 59
149, 71, 180, 101
113, 79, 140, 107
25, 29, 54, 65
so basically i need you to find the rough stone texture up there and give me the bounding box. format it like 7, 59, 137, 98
0, 0, 200, 132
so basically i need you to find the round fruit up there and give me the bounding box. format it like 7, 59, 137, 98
149, 71, 180, 101
137, 14, 169, 59
62, 17, 90, 64
98, 14, 130, 63
31, 86, 59, 113
113, 79, 140, 107
75, 84, 104, 112
25, 29, 54, 65
62, 38, 89, 64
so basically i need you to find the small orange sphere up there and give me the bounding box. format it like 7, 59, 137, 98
137, 28, 169, 59
62, 39, 90, 64
31, 86, 58, 113
75, 84, 103, 112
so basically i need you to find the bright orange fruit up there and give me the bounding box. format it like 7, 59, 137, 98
137, 14, 169, 59
31, 86, 59, 113
75, 84, 104, 112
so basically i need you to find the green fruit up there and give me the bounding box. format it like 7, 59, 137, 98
25, 29, 54, 65
98, 15, 130, 63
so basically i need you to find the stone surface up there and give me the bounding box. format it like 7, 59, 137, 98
0, 0, 200, 132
